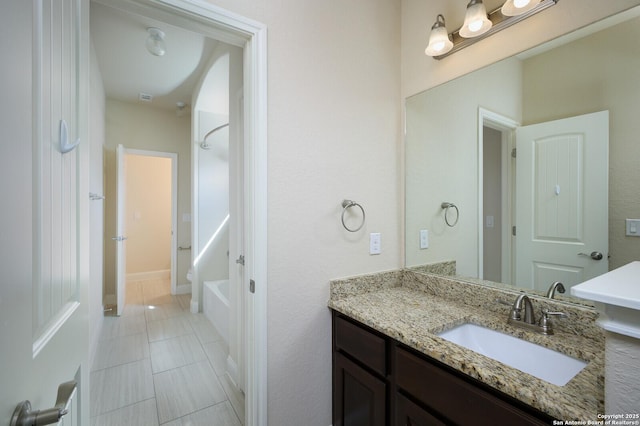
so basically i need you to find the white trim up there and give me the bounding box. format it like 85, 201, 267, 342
175, 283, 191, 295
478, 108, 519, 282
126, 269, 171, 281
33, 301, 80, 357
190, 299, 199, 314
226, 355, 239, 387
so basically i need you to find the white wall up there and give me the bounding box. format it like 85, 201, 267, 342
605, 332, 640, 413
201, 1, 402, 424
195, 110, 230, 283
89, 41, 106, 367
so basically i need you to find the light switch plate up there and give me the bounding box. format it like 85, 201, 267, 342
626, 219, 640, 237
420, 230, 429, 249
370, 233, 381, 255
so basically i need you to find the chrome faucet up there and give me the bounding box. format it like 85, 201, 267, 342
546, 281, 566, 299
509, 294, 536, 324
507, 293, 567, 335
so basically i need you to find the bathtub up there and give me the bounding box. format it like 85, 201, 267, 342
203, 280, 229, 344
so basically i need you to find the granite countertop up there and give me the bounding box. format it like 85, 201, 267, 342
328, 270, 605, 421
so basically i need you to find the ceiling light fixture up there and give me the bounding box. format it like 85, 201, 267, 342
425, 0, 558, 60
176, 101, 187, 117
146, 27, 166, 57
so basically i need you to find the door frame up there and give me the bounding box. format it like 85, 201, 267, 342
93, 1, 268, 424
478, 108, 519, 283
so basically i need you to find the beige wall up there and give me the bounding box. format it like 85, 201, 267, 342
201, 1, 402, 424
401, 0, 640, 99
124, 155, 172, 275
195, 1, 640, 423
104, 99, 191, 296
522, 16, 640, 271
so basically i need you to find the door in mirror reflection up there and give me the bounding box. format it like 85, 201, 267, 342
515, 111, 609, 292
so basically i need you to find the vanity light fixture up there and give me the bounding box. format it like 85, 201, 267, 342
459, 0, 492, 38
425, 14, 454, 56
501, 0, 542, 16
425, 0, 558, 60
146, 27, 166, 57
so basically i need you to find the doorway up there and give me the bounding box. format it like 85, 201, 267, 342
479, 108, 518, 284
92, 1, 267, 424
116, 149, 178, 307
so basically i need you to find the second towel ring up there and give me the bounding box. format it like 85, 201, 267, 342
341, 199, 366, 232
441, 202, 459, 227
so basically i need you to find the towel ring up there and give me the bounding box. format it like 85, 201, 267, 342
341, 199, 365, 232
441, 202, 459, 227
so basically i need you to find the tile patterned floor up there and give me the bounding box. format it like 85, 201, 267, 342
90, 279, 244, 425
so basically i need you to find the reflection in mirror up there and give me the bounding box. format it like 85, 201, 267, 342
405, 6, 640, 303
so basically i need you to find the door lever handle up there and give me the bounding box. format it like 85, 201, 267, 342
578, 251, 604, 260
11, 380, 77, 426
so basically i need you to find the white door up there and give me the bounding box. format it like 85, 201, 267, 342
0, 0, 89, 424
114, 144, 128, 316
515, 111, 609, 292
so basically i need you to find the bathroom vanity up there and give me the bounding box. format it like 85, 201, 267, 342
329, 270, 604, 425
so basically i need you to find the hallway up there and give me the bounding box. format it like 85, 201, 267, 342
90, 278, 244, 425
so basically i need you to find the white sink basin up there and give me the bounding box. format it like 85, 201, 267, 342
437, 323, 587, 386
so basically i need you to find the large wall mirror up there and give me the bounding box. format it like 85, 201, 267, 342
405, 6, 640, 302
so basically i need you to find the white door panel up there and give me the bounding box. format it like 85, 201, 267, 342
516, 111, 609, 291
1, 0, 89, 423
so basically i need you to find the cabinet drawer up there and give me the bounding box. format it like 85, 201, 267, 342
395, 347, 548, 426
334, 315, 386, 376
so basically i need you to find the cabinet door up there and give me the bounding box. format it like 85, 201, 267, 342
334, 352, 386, 426
396, 393, 446, 426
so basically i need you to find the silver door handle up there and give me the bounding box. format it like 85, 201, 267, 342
236, 255, 245, 266
111, 236, 128, 242
11, 380, 76, 426
578, 251, 604, 260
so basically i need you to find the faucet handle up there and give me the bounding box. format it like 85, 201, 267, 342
542, 310, 568, 319
538, 310, 568, 335
539, 310, 568, 325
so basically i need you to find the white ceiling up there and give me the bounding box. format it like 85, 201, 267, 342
90, 2, 219, 111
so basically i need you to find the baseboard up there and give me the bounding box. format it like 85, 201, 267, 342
104, 294, 116, 306
190, 299, 199, 313
89, 313, 104, 370
126, 269, 170, 281
226, 355, 239, 389
175, 283, 191, 295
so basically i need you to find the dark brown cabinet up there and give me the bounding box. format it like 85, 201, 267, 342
332, 310, 555, 426
334, 351, 387, 426
395, 393, 446, 426
333, 314, 388, 426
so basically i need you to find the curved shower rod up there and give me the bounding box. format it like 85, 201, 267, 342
200, 123, 230, 150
